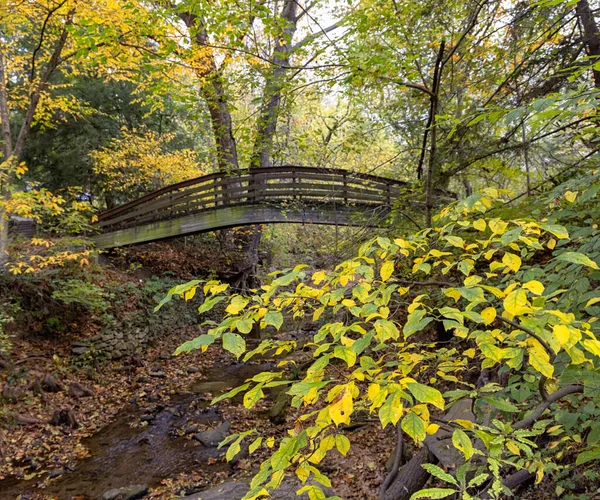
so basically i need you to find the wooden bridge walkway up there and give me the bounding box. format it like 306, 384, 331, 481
94, 166, 410, 249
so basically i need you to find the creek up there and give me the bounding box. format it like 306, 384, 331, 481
0, 362, 273, 499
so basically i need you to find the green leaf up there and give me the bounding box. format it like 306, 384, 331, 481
468, 473, 490, 488
223, 332, 246, 358
406, 382, 445, 410
409, 488, 457, 499
401, 411, 426, 442
226, 438, 242, 461
264, 311, 284, 330
576, 447, 600, 465
452, 429, 474, 460
236, 318, 253, 334
555, 252, 599, 270
243, 384, 264, 408
197, 295, 226, 315
335, 434, 350, 455
212, 383, 250, 404
421, 464, 458, 486
249, 437, 262, 453
403, 309, 433, 338
379, 392, 403, 428
333, 346, 357, 367
542, 223, 569, 240
174, 334, 216, 355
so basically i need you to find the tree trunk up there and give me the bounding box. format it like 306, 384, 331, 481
0, 48, 12, 267
250, 0, 299, 168
425, 41, 445, 227
242, 0, 299, 290
181, 13, 239, 171
577, 0, 600, 88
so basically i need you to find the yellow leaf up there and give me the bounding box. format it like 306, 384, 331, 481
473, 219, 487, 231
553, 325, 570, 346
312, 271, 326, 284
367, 384, 381, 402
547, 238, 556, 250
313, 306, 325, 321
426, 423, 440, 435
529, 346, 554, 378
329, 389, 353, 425
502, 253, 521, 273
503, 289, 531, 316
464, 348, 476, 358
453, 419, 474, 429
585, 297, 600, 308
489, 219, 508, 234
506, 441, 521, 456
564, 191, 577, 202
481, 307, 497, 325
523, 280, 544, 296
583, 339, 600, 357
380, 261, 394, 282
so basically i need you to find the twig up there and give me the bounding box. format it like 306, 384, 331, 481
513, 384, 583, 430
497, 316, 555, 362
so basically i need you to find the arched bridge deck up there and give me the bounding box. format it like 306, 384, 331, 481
93, 166, 410, 249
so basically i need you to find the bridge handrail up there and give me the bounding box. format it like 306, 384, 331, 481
98, 166, 407, 221
97, 166, 410, 231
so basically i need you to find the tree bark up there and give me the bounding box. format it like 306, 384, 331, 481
425, 40, 445, 227
576, 0, 600, 88
250, 0, 299, 169
181, 13, 239, 171
0, 48, 12, 266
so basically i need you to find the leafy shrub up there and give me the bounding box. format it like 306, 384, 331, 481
51, 278, 111, 313
164, 179, 600, 499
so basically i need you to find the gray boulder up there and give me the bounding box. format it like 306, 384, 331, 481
193, 421, 230, 447
183, 479, 334, 500
103, 484, 148, 500
183, 481, 249, 499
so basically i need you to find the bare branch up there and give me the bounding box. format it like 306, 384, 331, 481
30, 0, 68, 82
513, 385, 583, 430
291, 22, 340, 51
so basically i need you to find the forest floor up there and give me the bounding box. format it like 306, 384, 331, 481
0, 323, 394, 499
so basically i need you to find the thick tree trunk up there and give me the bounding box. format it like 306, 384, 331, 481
577, 0, 600, 88
241, 0, 299, 290
0, 10, 73, 267
201, 78, 239, 171
250, 0, 299, 169
181, 13, 239, 171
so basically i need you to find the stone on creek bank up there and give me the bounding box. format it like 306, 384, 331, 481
184, 480, 334, 500
102, 484, 148, 500
41, 373, 64, 393
193, 420, 230, 447
68, 382, 94, 398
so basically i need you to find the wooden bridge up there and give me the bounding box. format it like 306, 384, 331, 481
94, 166, 410, 249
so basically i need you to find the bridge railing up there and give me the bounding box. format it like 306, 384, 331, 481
98, 166, 408, 232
